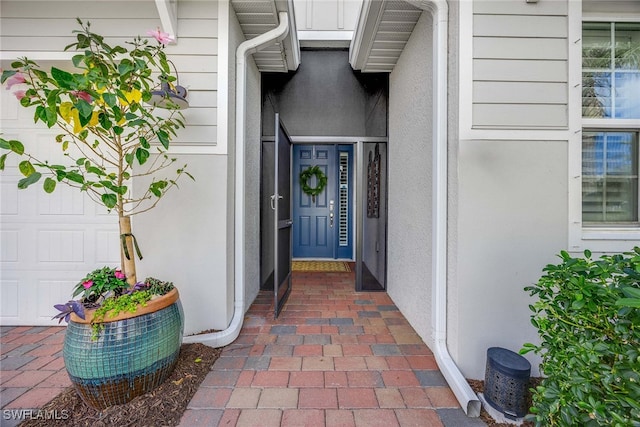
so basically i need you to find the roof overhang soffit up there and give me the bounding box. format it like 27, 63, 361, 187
349, 0, 423, 73
232, 0, 300, 72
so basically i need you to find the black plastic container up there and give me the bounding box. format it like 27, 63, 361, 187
484, 347, 531, 419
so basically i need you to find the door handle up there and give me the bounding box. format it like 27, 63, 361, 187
329, 199, 334, 227
270, 194, 283, 210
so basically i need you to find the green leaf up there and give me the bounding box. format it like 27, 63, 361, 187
18, 160, 36, 177
113, 126, 124, 135
86, 166, 105, 176
98, 112, 112, 130
72, 54, 85, 68
75, 99, 93, 120
111, 105, 123, 122
18, 172, 42, 189
157, 130, 170, 149
140, 137, 150, 149
65, 171, 84, 184
46, 89, 60, 108
45, 107, 57, 128
1, 70, 17, 83
621, 287, 640, 299
32, 69, 48, 83
125, 152, 134, 166
43, 177, 56, 193
35, 106, 47, 124
135, 148, 149, 165
102, 93, 117, 107
118, 60, 134, 76
616, 298, 640, 308
101, 193, 117, 209
0, 153, 7, 170
8, 140, 24, 155
51, 67, 75, 90
76, 33, 90, 49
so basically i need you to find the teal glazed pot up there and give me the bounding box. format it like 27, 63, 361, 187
63, 289, 184, 409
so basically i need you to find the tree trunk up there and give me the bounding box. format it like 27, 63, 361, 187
119, 215, 137, 286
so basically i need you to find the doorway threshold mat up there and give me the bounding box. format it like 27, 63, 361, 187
292, 261, 351, 272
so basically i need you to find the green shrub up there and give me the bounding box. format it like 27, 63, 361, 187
522, 248, 640, 427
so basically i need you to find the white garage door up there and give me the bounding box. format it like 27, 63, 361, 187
1, 90, 120, 326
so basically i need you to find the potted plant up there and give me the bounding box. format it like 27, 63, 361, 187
1, 19, 192, 409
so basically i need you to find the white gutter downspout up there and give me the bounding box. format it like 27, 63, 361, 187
406, 0, 481, 417
184, 11, 290, 347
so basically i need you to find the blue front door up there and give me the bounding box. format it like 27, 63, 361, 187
293, 145, 353, 259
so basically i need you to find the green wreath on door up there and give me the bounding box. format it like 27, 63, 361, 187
299, 165, 327, 201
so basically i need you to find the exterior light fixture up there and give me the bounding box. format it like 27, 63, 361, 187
148, 61, 189, 110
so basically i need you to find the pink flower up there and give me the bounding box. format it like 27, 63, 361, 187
72, 91, 92, 103
82, 280, 93, 289
114, 270, 126, 280
147, 28, 174, 45
13, 90, 26, 100
5, 72, 26, 90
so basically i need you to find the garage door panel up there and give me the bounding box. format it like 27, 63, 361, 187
0, 280, 19, 319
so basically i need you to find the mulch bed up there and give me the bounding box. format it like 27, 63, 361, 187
467, 378, 540, 427
19, 343, 221, 427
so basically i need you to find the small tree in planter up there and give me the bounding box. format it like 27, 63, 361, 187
1, 19, 192, 408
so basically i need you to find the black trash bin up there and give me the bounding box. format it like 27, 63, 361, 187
484, 347, 531, 419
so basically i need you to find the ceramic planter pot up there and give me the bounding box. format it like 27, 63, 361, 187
63, 288, 183, 409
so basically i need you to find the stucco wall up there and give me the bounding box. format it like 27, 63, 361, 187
388, 11, 434, 346
134, 154, 227, 336
454, 140, 567, 378
244, 43, 262, 310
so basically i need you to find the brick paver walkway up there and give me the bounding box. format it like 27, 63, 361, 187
0, 271, 485, 426
0, 326, 69, 425
178, 271, 485, 426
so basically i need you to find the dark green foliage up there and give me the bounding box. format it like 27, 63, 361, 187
144, 277, 175, 296
522, 248, 640, 426
72, 266, 129, 302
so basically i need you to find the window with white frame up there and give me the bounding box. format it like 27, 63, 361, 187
582, 22, 640, 227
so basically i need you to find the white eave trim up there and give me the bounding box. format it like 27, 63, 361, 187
155, 0, 178, 44
280, 0, 301, 71
349, 0, 385, 70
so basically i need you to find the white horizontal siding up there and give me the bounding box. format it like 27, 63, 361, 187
0, 1, 159, 18
474, 82, 568, 104
473, 0, 567, 16
474, 59, 567, 82
473, 104, 568, 128
471, 1, 569, 129
0, 18, 164, 37
474, 37, 566, 60
474, 15, 567, 38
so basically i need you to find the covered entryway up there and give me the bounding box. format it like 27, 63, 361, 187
260, 49, 389, 294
